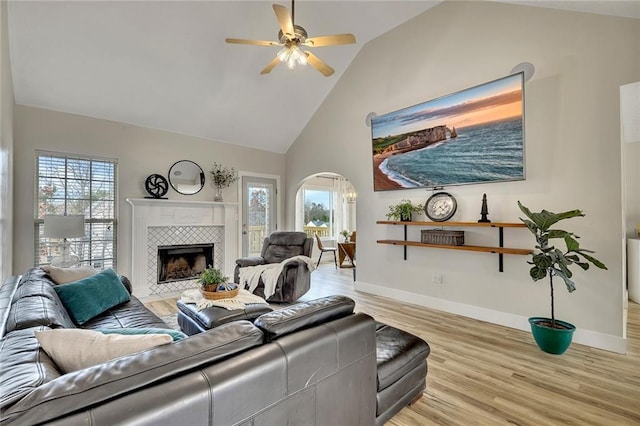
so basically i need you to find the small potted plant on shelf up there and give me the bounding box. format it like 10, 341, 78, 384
197, 266, 238, 299
518, 201, 607, 354
209, 162, 239, 202
386, 200, 423, 222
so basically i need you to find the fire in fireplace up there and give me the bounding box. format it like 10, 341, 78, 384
157, 243, 214, 284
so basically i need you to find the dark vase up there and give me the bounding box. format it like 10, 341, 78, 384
400, 213, 412, 222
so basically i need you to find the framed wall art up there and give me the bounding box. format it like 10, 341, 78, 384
372, 72, 525, 191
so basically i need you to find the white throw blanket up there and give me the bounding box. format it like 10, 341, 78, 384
239, 255, 316, 299
180, 288, 268, 311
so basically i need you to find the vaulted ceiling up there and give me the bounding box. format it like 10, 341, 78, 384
8, 1, 640, 153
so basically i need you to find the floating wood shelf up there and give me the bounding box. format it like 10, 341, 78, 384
376, 221, 530, 272
376, 220, 527, 228
376, 239, 531, 255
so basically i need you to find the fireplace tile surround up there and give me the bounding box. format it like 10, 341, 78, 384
127, 198, 238, 298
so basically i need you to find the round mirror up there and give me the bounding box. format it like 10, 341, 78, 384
168, 160, 205, 195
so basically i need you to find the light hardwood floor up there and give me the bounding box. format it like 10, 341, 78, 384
145, 267, 640, 425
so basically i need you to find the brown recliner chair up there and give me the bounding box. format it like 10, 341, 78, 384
234, 231, 314, 303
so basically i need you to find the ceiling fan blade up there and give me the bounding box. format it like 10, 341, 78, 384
225, 38, 280, 47
304, 51, 334, 77
260, 56, 281, 75
303, 34, 356, 47
273, 4, 294, 38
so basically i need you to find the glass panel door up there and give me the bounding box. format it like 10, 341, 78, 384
242, 176, 277, 257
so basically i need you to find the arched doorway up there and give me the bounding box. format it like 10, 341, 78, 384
294, 173, 357, 265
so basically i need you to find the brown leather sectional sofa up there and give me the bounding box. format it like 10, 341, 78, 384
0, 268, 377, 425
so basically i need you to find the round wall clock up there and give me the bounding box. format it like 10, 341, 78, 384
424, 192, 457, 222
145, 174, 169, 199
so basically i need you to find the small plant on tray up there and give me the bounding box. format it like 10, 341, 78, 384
197, 266, 228, 292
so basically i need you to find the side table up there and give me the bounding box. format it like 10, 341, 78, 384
338, 242, 356, 268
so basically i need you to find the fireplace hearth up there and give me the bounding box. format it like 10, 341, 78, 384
157, 243, 214, 284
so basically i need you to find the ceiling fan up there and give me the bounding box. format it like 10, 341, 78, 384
225, 0, 356, 77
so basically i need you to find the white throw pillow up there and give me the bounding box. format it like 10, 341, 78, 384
41, 265, 98, 284
35, 329, 172, 373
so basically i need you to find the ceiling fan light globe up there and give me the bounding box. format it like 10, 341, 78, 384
297, 53, 308, 66
287, 57, 297, 70
290, 46, 302, 60
277, 47, 290, 62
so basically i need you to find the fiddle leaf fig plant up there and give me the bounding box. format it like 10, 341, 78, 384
518, 201, 607, 327
386, 200, 423, 221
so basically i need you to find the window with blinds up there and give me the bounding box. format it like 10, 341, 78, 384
34, 151, 118, 269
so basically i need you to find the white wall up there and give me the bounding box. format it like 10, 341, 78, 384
13, 106, 286, 277
0, 1, 14, 278
285, 1, 640, 351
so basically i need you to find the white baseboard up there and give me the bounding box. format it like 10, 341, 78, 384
355, 281, 627, 354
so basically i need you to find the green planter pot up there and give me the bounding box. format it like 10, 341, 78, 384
528, 317, 576, 355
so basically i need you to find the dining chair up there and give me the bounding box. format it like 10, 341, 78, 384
315, 233, 337, 269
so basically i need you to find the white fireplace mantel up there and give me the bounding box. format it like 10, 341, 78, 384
126, 198, 239, 298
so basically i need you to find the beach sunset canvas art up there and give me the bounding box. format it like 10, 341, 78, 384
372, 73, 525, 191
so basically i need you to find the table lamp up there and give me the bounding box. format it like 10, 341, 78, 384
44, 215, 85, 267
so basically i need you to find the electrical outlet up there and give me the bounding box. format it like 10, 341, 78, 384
432, 273, 443, 284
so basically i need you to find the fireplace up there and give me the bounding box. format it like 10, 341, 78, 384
157, 243, 214, 284
127, 198, 237, 297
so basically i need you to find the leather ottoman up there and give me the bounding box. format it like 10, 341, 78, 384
177, 300, 273, 336
375, 322, 430, 426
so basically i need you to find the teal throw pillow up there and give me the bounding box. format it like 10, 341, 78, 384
53, 268, 130, 325
97, 328, 188, 342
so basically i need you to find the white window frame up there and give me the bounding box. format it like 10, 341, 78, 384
302, 186, 337, 237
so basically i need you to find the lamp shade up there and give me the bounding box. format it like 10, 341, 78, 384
44, 215, 85, 238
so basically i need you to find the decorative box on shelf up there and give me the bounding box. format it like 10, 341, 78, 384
421, 229, 465, 246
